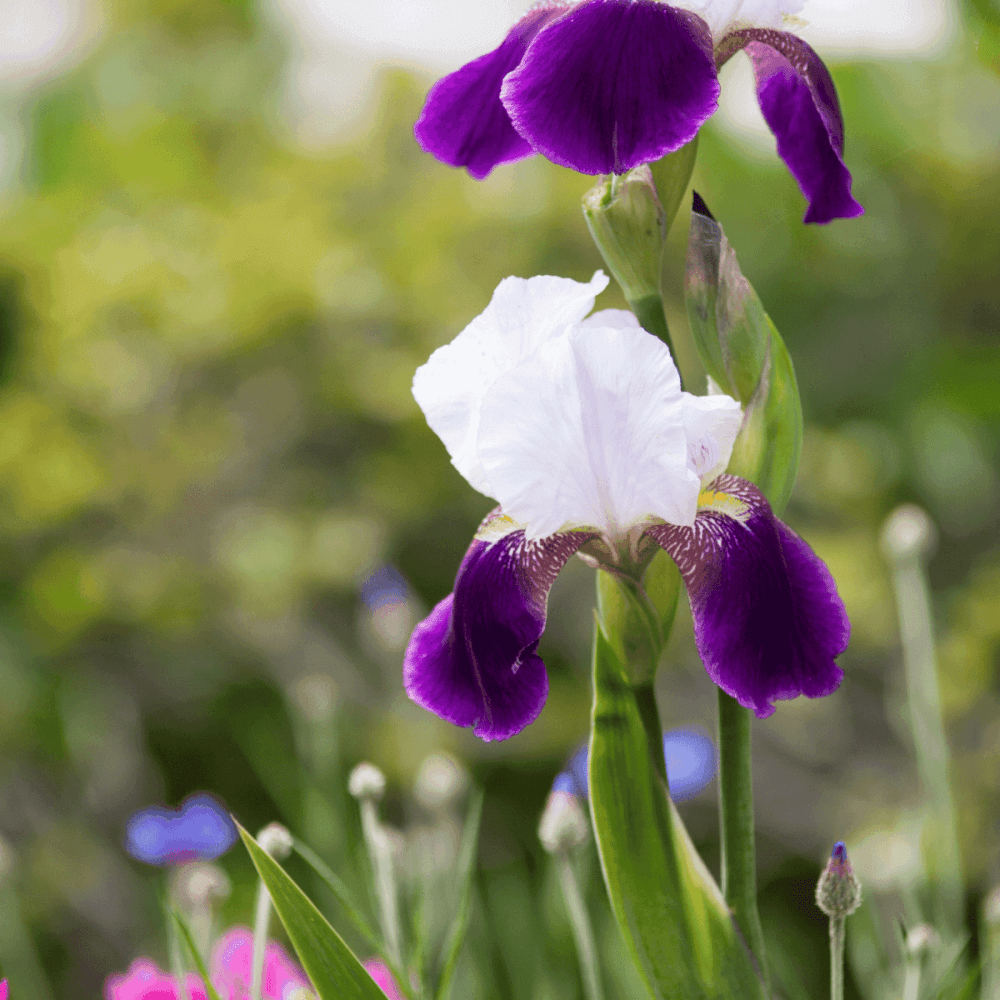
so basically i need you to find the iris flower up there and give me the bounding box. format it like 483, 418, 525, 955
414, 0, 863, 223
404, 272, 849, 741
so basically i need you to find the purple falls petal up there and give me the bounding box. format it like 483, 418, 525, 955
403, 514, 592, 741
646, 475, 849, 718
413, 3, 571, 179
501, 0, 718, 175
721, 29, 863, 223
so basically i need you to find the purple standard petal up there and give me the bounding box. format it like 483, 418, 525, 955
647, 475, 849, 718
403, 513, 592, 741
720, 29, 863, 224
413, 3, 571, 179
501, 0, 718, 175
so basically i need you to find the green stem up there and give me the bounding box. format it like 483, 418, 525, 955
717, 688, 770, 993
251, 880, 271, 1000
628, 293, 675, 359
829, 916, 845, 1000
556, 852, 605, 1000
634, 682, 667, 784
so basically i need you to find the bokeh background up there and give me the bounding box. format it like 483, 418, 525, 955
0, 0, 998, 996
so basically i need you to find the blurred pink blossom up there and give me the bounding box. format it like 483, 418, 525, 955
105, 928, 312, 999
363, 959, 403, 1000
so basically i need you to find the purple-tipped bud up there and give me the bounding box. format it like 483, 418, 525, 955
816, 841, 862, 919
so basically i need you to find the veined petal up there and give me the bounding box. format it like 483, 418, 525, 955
477, 324, 698, 541
646, 474, 849, 717
501, 0, 719, 175
681, 391, 742, 484
412, 272, 608, 495
403, 512, 593, 741
413, 3, 572, 178
720, 29, 863, 224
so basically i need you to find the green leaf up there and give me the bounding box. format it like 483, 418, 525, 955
171, 910, 224, 1000
684, 198, 803, 515
435, 787, 484, 1000
588, 625, 767, 1000
238, 823, 388, 1000
650, 135, 699, 237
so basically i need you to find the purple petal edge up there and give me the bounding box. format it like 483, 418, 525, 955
722, 29, 863, 224
647, 475, 850, 718
501, 0, 718, 175
413, 4, 570, 179
403, 515, 592, 741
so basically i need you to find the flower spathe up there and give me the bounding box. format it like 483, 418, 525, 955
414, 0, 863, 224
404, 273, 849, 739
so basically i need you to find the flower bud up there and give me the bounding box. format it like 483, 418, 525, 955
880, 505, 937, 563
349, 762, 386, 802
171, 860, 232, 910
538, 790, 589, 855
583, 165, 666, 305
905, 923, 940, 957
257, 822, 293, 860
815, 841, 862, 919
414, 753, 469, 813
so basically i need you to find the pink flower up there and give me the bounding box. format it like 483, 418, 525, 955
1, 979, 8, 1000
105, 928, 313, 1000
363, 959, 403, 1000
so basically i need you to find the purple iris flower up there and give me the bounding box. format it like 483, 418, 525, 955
556, 728, 716, 800
126, 792, 237, 865
413, 0, 863, 224
403, 272, 850, 741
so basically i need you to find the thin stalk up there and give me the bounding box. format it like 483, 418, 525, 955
717, 688, 770, 993
556, 852, 605, 1000
902, 955, 922, 1000
250, 880, 272, 1000
360, 799, 402, 968
628, 293, 675, 359
168, 910, 192, 1000
829, 916, 846, 1000
883, 507, 963, 935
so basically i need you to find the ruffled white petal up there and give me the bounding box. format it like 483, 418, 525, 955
476, 325, 700, 540
578, 308, 640, 330
674, 0, 804, 40
412, 272, 609, 494
681, 391, 743, 485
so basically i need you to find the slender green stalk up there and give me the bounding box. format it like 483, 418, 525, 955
168, 907, 193, 1000
360, 798, 403, 968
829, 916, 846, 1000
902, 953, 922, 1000
556, 852, 605, 1000
628, 293, 675, 358
717, 688, 770, 993
250, 880, 272, 1000
882, 506, 963, 936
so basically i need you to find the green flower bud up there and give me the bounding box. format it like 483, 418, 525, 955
583, 165, 666, 305
816, 842, 862, 919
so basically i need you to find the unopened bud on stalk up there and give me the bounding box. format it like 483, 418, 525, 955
171, 861, 231, 910
414, 753, 469, 813
816, 842, 862, 919
880, 505, 937, 563
583, 165, 666, 305
349, 762, 386, 802
257, 822, 293, 860
905, 923, 940, 957
538, 790, 589, 855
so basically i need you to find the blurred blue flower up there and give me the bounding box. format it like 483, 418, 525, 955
126, 792, 237, 865
360, 564, 409, 612
557, 728, 716, 802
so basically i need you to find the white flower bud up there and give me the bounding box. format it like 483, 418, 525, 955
538, 790, 589, 855
880, 505, 937, 562
349, 762, 386, 802
171, 861, 232, 909
905, 923, 940, 957
257, 822, 293, 860
414, 753, 469, 812
289, 673, 338, 722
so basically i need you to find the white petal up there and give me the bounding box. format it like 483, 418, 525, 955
477, 326, 700, 540
674, 0, 803, 39
578, 308, 640, 330
412, 272, 609, 494
681, 392, 743, 485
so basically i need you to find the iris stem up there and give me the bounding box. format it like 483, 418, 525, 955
717, 688, 770, 993
628, 293, 675, 360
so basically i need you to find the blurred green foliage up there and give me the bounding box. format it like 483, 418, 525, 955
0, 0, 997, 997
